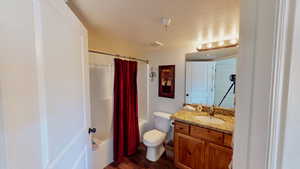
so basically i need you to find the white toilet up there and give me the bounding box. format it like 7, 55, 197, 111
143, 112, 171, 162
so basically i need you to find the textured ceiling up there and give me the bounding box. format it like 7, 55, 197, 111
69, 0, 239, 52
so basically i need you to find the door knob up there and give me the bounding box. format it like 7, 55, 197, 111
88, 128, 96, 134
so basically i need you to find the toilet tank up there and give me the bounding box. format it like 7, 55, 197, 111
153, 112, 171, 133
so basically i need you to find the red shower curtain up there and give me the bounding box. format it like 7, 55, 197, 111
113, 59, 140, 163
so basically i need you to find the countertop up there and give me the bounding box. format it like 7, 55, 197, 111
171, 109, 234, 134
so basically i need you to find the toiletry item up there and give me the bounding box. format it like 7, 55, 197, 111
183, 105, 196, 111
196, 105, 203, 112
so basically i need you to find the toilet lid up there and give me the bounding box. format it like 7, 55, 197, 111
143, 129, 166, 146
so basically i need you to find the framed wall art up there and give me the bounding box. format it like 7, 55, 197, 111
158, 65, 175, 98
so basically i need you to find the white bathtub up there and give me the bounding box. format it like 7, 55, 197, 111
92, 136, 113, 169
92, 119, 147, 169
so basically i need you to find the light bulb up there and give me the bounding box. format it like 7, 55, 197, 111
207, 43, 212, 48
218, 41, 224, 46
230, 39, 238, 44
198, 44, 203, 49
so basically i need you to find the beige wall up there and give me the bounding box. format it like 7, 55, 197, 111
68, 2, 145, 59
88, 29, 145, 59
147, 47, 195, 115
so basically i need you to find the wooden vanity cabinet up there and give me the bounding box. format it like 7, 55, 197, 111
205, 143, 232, 169
175, 133, 206, 169
174, 121, 233, 169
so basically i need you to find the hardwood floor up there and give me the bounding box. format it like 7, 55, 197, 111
104, 146, 176, 169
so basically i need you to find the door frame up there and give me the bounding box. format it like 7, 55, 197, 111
0, 96, 7, 169
235, 0, 296, 169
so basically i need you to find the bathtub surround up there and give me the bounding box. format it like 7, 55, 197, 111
113, 59, 140, 163
89, 63, 114, 140
89, 53, 149, 126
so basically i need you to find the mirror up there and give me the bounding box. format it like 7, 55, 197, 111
185, 47, 238, 108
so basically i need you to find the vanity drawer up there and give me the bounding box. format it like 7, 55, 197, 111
224, 134, 232, 148
190, 126, 223, 145
174, 121, 189, 135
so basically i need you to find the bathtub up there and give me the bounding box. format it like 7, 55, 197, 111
92, 119, 147, 169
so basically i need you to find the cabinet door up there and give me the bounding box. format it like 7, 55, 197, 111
206, 143, 233, 169
175, 133, 206, 169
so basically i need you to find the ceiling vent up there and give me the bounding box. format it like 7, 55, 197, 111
151, 41, 164, 47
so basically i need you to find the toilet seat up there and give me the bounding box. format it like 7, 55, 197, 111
143, 129, 166, 147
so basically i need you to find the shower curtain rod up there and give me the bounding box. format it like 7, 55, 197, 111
89, 49, 149, 64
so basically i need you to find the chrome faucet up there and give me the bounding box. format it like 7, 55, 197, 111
208, 105, 216, 117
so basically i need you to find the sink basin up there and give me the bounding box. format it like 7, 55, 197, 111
194, 116, 225, 124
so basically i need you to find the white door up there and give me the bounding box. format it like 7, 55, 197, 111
0, 0, 91, 169
185, 61, 215, 105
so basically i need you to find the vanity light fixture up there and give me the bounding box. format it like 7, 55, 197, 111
197, 39, 239, 52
